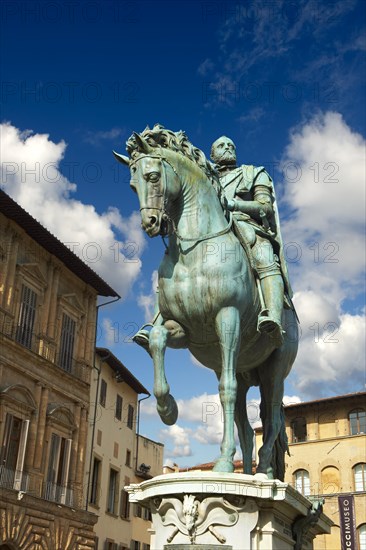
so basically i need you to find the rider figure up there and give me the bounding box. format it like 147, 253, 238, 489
210, 136, 292, 347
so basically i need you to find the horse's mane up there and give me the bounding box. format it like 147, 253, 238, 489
126, 124, 219, 183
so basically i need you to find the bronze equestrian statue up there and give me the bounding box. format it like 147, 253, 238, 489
114, 125, 298, 480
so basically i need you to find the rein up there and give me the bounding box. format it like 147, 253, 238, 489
167, 210, 233, 243
133, 153, 233, 244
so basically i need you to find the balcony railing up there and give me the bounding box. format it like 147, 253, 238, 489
0, 466, 29, 492
43, 481, 74, 507
0, 465, 85, 508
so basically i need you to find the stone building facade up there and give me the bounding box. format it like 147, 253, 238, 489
0, 190, 118, 549
255, 392, 366, 549
85, 348, 164, 550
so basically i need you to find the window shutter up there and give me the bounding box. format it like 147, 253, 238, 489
303, 471, 310, 496
100, 379, 107, 407
46, 433, 61, 500
127, 405, 134, 429
0, 413, 13, 465
59, 438, 72, 504
354, 464, 365, 491
116, 395, 123, 420
16, 285, 37, 348
59, 314, 76, 372
13, 419, 29, 490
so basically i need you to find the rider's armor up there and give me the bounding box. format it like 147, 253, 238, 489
218, 164, 292, 347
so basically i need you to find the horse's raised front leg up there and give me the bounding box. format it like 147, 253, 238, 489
213, 306, 240, 473
149, 322, 185, 426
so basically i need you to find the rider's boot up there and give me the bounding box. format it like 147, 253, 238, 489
257, 274, 285, 347
132, 310, 164, 356
132, 324, 154, 356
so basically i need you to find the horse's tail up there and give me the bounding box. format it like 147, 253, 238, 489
271, 403, 289, 481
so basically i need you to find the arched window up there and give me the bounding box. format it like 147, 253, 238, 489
359, 523, 366, 550
354, 463, 366, 491
294, 469, 310, 496
291, 417, 307, 443
349, 409, 366, 435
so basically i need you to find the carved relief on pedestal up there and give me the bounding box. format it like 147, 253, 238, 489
152, 493, 257, 545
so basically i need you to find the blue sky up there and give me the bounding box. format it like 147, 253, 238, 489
1, 0, 365, 467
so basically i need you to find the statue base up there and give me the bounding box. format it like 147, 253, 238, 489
126, 472, 332, 550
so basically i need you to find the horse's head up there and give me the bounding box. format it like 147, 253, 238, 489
114, 133, 181, 237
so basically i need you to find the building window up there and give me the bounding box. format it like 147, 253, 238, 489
127, 404, 134, 429
0, 413, 29, 491
16, 284, 37, 349
59, 313, 76, 372
359, 523, 366, 550
294, 469, 310, 496
130, 542, 140, 550
349, 409, 366, 435
142, 544, 150, 550
291, 417, 307, 443
126, 449, 131, 467
90, 457, 101, 506
45, 433, 72, 505
107, 468, 119, 514
134, 504, 151, 521
354, 463, 366, 491
116, 395, 123, 420
113, 442, 119, 459
120, 489, 130, 519
100, 379, 107, 407
143, 506, 152, 521
104, 541, 118, 550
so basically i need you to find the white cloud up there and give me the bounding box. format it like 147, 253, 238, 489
292, 311, 366, 397
199, 2, 363, 114
283, 395, 302, 406
160, 424, 193, 458
83, 127, 125, 147
281, 111, 366, 397
0, 122, 145, 298
137, 270, 158, 321
197, 58, 214, 77
101, 317, 118, 347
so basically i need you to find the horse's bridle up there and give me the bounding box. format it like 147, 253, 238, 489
131, 153, 233, 244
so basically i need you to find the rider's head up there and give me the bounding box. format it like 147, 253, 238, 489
210, 136, 237, 168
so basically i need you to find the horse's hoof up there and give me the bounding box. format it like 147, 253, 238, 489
157, 394, 178, 426
212, 458, 234, 473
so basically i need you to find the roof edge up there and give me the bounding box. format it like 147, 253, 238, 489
0, 190, 119, 297
96, 347, 150, 395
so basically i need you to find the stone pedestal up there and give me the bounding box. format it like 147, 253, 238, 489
126, 472, 332, 550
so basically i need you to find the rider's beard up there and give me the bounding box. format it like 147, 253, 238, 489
218, 150, 236, 166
